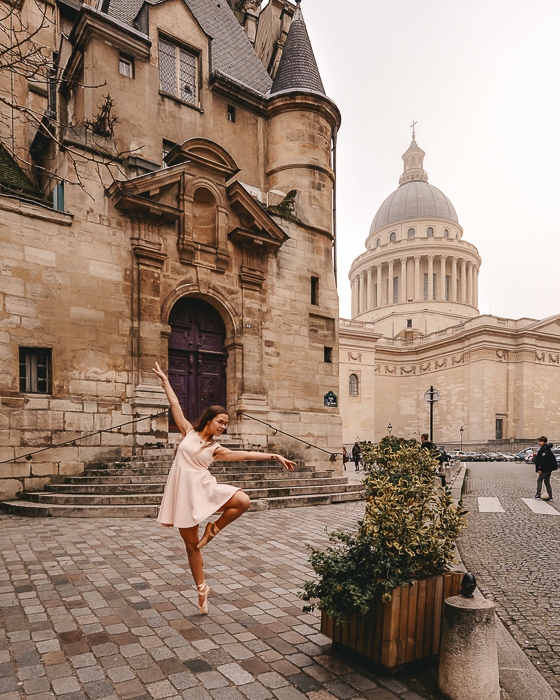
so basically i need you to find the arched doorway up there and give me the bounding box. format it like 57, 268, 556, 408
168, 298, 227, 429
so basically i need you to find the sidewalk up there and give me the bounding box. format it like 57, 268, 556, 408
0, 504, 443, 700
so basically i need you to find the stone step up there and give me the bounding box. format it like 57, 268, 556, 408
0, 488, 362, 518
49, 477, 351, 493
100, 459, 292, 470
24, 482, 363, 505
81, 466, 316, 478
68, 469, 333, 483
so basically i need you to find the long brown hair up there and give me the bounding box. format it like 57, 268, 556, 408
193, 405, 228, 433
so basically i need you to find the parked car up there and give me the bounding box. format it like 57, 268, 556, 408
464, 452, 478, 462
449, 451, 467, 461
552, 449, 560, 465
498, 453, 516, 462
484, 452, 500, 461
514, 450, 526, 463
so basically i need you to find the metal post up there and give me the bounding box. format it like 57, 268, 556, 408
460, 425, 464, 451
430, 386, 434, 442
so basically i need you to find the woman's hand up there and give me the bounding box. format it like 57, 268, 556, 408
153, 361, 167, 383
272, 454, 297, 472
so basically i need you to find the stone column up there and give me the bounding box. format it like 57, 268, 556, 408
451, 257, 458, 302
367, 268, 373, 310
427, 255, 434, 301
400, 257, 407, 303
461, 260, 467, 303
388, 261, 394, 304
351, 277, 357, 317
360, 271, 367, 313
467, 262, 474, 306
440, 255, 447, 300
474, 266, 479, 309
376, 264, 382, 307
414, 256, 421, 301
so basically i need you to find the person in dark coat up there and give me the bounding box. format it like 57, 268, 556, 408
421, 433, 447, 487
352, 442, 361, 471
534, 435, 557, 500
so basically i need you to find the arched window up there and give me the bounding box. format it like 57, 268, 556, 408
389, 232, 396, 243
427, 227, 434, 238
407, 228, 415, 239
411, 156, 416, 167
444, 229, 449, 238
349, 373, 359, 396
376, 238, 381, 248
193, 188, 217, 247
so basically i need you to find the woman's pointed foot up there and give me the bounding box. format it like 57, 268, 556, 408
196, 521, 220, 550
196, 582, 210, 614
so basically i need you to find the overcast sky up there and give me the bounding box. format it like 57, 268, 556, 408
290, 0, 560, 321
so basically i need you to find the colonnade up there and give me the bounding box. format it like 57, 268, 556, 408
351, 254, 479, 317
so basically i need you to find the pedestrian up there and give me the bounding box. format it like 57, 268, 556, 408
533, 435, 557, 501
352, 441, 362, 471
420, 433, 447, 487
342, 446, 348, 470
152, 362, 296, 614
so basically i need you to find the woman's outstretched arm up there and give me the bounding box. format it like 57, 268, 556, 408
152, 362, 192, 436
214, 447, 296, 471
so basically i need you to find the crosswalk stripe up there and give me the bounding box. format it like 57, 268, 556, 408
521, 498, 560, 515
478, 497, 505, 512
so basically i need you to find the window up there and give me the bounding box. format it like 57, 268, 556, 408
445, 275, 451, 301
311, 277, 319, 305
496, 418, 504, 440
52, 182, 64, 212
407, 228, 415, 239
389, 232, 396, 243
159, 37, 198, 105
423, 273, 437, 300
374, 283, 378, 307
407, 319, 413, 329
375, 239, 380, 248
227, 105, 236, 122
19, 347, 51, 394
444, 229, 449, 238
162, 139, 177, 168
119, 55, 134, 78
433, 273, 437, 300
349, 374, 359, 396
324, 347, 333, 363
427, 227, 434, 237
392, 276, 399, 304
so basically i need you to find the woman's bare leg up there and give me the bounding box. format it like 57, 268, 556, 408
214, 490, 251, 530
178, 525, 208, 607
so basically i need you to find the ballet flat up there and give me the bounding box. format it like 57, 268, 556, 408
196, 521, 220, 550
196, 582, 210, 614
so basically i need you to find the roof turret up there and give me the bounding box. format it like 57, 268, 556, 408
270, 0, 325, 95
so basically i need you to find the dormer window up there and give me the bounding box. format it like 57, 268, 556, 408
407, 228, 415, 239
159, 37, 198, 106
389, 232, 396, 243
427, 227, 434, 238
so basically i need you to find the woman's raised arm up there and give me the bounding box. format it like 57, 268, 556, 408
152, 362, 192, 436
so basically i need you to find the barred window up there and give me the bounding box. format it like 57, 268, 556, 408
159, 38, 198, 105
19, 347, 51, 394
349, 374, 359, 396
392, 276, 399, 304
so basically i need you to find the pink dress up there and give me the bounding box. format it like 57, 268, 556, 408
157, 430, 239, 528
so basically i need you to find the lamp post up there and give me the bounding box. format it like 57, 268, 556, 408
387, 423, 393, 436
460, 425, 464, 452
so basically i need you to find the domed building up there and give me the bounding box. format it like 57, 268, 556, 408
339, 138, 560, 449
349, 137, 481, 337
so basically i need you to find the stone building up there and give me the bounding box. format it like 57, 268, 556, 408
340, 137, 560, 448
0, 0, 342, 499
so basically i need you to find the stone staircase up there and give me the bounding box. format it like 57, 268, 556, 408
0, 443, 363, 518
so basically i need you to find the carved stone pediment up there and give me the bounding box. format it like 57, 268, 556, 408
227, 181, 289, 253
165, 137, 240, 179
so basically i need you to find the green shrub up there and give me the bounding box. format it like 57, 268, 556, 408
300, 437, 468, 623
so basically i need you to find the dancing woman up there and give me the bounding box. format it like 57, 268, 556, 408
152, 362, 296, 614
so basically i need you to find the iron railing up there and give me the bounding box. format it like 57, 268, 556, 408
0, 411, 169, 465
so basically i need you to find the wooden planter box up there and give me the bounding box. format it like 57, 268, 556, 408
320, 572, 462, 673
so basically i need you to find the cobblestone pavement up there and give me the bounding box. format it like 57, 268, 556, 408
458, 462, 560, 695
0, 503, 442, 700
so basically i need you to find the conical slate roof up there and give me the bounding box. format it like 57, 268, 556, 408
271, 1, 325, 95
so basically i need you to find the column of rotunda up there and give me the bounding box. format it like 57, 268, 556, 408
350, 254, 479, 315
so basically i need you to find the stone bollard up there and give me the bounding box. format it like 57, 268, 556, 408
438, 594, 500, 700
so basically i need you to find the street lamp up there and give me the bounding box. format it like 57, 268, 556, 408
460, 425, 464, 451
387, 423, 393, 436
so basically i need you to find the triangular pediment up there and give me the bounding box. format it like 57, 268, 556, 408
524, 314, 560, 336
227, 181, 289, 252
165, 138, 239, 178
